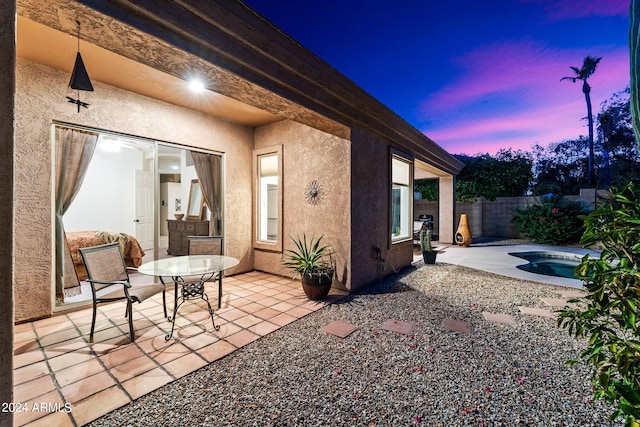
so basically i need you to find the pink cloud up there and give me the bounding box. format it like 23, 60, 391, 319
419, 42, 630, 155
519, 0, 629, 20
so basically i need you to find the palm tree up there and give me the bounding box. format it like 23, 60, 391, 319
561, 56, 602, 188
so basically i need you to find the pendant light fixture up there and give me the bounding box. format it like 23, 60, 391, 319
66, 21, 94, 113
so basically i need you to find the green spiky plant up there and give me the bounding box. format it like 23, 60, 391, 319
281, 234, 334, 278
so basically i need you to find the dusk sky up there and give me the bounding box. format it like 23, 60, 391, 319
242, 0, 631, 155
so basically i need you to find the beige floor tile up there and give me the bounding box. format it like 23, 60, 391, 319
99, 344, 145, 369
248, 321, 281, 337
70, 385, 131, 426
13, 348, 45, 369
43, 338, 90, 361
38, 328, 80, 347
53, 358, 105, 388
110, 355, 158, 382
286, 306, 313, 319
215, 322, 243, 338
163, 353, 208, 378
136, 334, 179, 354
259, 288, 281, 297
270, 301, 296, 312
13, 390, 65, 426
60, 370, 117, 403
148, 342, 192, 365
269, 312, 298, 326
225, 329, 260, 348
234, 314, 262, 328
14, 374, 56, 402
14, 361, 49, 385
180, 330, 218, 351
258, 297, 280, 307
238, 302, 264, 313
121, 367, 174, 400
253, 307, 280, 320
197, 340, 236, 362
14, 322, 34, 334
20, 409, 73, 427
217, 308, 247, 322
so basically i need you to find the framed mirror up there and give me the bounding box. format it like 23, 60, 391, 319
186, 179, 204, 220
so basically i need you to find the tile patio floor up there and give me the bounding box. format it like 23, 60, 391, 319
13, 271, 345, 427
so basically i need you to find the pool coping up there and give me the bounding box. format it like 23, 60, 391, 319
431, 243, 598, 289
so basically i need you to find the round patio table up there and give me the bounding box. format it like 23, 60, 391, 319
138, 255, 239, 340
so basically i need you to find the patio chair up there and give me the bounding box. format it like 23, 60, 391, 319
79, 242, 166, 342
188, 235, 224, 309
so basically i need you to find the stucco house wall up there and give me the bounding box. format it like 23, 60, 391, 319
253, 120, 351, 288
14, 58, 256, 322
349, 127, 414, 291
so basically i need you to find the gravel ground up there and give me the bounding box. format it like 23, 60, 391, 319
89, 263, 622, 427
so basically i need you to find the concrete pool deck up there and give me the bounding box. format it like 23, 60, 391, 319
424, 240, 598, 289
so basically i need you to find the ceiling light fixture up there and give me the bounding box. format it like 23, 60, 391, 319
188, 78, 205, 93
66, 21, 94, 113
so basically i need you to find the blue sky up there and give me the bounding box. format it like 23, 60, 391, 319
242, 0, 630, 155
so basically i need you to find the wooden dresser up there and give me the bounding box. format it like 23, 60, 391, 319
167, 220, 210, 255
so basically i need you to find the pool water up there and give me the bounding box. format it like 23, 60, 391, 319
509, 251, 581, 279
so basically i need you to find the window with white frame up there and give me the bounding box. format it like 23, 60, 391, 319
258, 153, 279, 243
391, 155, 411, 242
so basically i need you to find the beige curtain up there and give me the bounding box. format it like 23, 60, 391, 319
191, 151, 222, 235
55, 127, 99, 301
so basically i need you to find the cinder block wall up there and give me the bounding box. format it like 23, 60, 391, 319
414, 188, 605, 239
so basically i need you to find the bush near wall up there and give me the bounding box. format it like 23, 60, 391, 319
511, 195, 588, 245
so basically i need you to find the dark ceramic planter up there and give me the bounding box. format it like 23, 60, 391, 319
301, 270, 334, 300
422, 251, 437, 265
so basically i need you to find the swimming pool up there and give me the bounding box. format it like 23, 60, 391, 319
509, 251, 582, 279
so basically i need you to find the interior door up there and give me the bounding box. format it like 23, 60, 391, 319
135, 169, 154, 250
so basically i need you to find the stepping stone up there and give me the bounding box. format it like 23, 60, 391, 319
482, 311, 516, 325
519, 306, 555, 319
541, 298, 572, 308
381, 319, 415, 336
560, 290, 586, 298
321, 321, 358, 338
441, 318, 472, 334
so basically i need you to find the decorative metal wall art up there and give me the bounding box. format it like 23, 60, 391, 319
305, 179, 324, 205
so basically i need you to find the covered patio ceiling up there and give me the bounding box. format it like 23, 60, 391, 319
16, 0, 349, 138
17, 16, 280, 128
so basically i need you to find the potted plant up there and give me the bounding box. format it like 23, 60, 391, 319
419, 224, 437, 264
282, 234, 334, 300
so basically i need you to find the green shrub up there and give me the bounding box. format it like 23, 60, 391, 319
512, 195, 587, 245
557, 183, 640, 425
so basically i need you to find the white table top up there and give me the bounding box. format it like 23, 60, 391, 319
137, 255, 239, 277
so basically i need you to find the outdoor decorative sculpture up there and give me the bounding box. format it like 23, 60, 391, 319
455, 213, 472, 247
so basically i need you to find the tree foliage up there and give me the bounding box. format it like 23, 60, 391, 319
557, 183, 640, 425
453, 149, 533, 201
531, 87, 640, 195
598, 87, 640, 189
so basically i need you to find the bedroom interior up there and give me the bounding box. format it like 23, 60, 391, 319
59, 127, 221, 307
